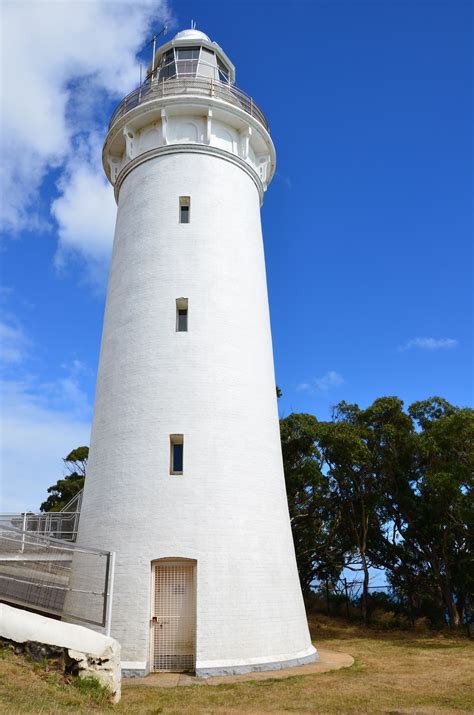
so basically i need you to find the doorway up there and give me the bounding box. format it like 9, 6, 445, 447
150, 559, 196, 672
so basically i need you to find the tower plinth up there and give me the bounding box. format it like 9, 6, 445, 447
73, 28, 317, 676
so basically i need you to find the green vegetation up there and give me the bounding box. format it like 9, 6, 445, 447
40, 446, 88, 512
71, 675, 111, 705
282, 396, 473, 628
0, 643, 112, 712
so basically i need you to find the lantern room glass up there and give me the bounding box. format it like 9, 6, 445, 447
157, 45, 230, 83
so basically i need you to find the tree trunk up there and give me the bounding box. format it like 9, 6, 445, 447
442, 583, 460, 628
441, 533, 461, 628
430, 554, 460, 627
360, 554, 370, 624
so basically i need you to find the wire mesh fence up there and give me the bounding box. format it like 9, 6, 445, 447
0, 512, 80, 542
309, 576, 396, 620
0, 525, 112, 628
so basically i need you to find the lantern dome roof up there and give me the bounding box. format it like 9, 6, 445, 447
173, 29, 211, 42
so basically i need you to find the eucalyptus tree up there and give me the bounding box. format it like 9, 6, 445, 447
314, 405, 384, 622
281, 396, 474, 628
330, 396, 474, 628
40, 446, 89, 512
280, 413, 349, 593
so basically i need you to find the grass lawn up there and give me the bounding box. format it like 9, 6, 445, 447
0, 614, 472, 714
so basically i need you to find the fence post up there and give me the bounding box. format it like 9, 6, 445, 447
20, 512, 27, 553
105, 551, 116, 637
72, 511, 79, 541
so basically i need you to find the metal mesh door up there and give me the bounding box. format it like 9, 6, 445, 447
151, 560, 196, 672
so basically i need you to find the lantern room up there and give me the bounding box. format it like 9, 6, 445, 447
149, 28, 236, 84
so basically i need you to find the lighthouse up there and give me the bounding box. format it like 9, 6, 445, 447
74, 27, 317, 676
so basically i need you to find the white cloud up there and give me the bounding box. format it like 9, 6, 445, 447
0, 312, 92, 511
52, 133, 117, 281
1, 0, 170, 272
0, 319, 30, 364
315, 370, 344, 391
0, 377, 91, 512
62, 359, 87, 376
40, 375, 92, 421
296, 371, 345, 393
53, 163, 116, 264
398, 337, 458, 352
296, 382, 312, 392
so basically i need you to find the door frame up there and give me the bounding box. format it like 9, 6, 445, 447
149, 558, 197, 673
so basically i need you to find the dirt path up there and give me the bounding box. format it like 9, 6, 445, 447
124, 647, 354, 688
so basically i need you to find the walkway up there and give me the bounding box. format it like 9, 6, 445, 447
125, 648, 354, 687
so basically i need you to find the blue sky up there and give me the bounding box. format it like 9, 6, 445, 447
1, 0, 472, 511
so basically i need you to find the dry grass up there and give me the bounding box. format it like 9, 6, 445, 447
0, 614, 472, 714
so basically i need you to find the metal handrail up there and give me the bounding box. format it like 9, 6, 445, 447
0, 512, 80, 542
0, 524, 113, 629
109, 76, 269, 132
59, 488, 83, 513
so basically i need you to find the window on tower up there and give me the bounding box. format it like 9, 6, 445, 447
217, 57, 230, 83
175, 46, 200, 76
176, 298, 188, 332
158, 49, 176, 80
170, 434, 184, 475
179, 196, 190, 223
198, 47, 217, 80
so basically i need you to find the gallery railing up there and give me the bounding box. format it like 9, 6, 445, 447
109, 76, 269, 132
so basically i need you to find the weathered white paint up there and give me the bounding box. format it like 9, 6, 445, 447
73, 28, 317, 676
0, 604, 121, 701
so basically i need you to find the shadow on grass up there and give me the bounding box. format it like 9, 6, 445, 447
397, 639, 471, 651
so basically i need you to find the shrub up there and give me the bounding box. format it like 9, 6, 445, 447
371, 609, 411, 630
414, 617, 430, 632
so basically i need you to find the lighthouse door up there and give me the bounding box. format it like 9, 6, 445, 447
151, 559, 196, 672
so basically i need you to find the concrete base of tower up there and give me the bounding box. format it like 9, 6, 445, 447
121, 662, 150, 678
121, 646, 318, 679
195, 645, 318, 678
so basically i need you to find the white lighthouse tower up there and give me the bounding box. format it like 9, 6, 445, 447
75, 27, 317, 676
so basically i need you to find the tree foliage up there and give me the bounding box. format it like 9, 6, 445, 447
280, 413, 349, 591
40, 446, 88, 512
281, 396, 474, 627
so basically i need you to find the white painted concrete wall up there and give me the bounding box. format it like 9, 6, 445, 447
108, 113, 271, 189
0, 604, 121, 701
75, 149, 315, 673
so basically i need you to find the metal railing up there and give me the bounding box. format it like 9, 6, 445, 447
0, 491, 84, 542
0, 512, 80, 542
0, 525, 114, 630
109, 76, 269, 132
59, 489, 83, 514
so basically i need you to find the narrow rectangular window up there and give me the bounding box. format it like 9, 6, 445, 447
170, 434, 184, 475
179, 196, 190, 223
176, 298, 188, 332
